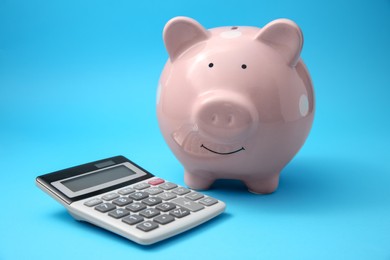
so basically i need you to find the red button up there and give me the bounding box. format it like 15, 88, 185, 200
148, 178, 165, 185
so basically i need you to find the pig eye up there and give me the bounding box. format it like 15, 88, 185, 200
241, 64, 247, 69
208, 63, 214, 68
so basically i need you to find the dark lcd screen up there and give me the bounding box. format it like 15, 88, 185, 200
61, 165, 136, 192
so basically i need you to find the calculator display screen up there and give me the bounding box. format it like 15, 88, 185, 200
61, 165, 136, 192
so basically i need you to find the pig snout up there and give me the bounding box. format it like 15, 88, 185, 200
193, 91, 258, 143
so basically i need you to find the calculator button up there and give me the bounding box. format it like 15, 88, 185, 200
198, 197, 218, 206
185, 192, 204, 201
169, 207, 190, 218
102, 193, 119, 201
142, 197, 163, 206
84, 198, 103, 207
172, 187, 191, 195
118, 187, 135, 195
132, 183, 150, 190
159, 182, 178, 190
139, 208, 160, 218
122, 214, 144, 225
125, 203, 147, 212
112, 197, 133, 206
153, 214, 174, 225
148, 178, 165, 186
156, 202, 176, 212
136, 221, 159, 232
144, 187, 164, 195
157, 192, 177, 201
171, 197, 204, 212
128, 191, 149, 200
108, 208, 130, 219
95, 203, 116, 213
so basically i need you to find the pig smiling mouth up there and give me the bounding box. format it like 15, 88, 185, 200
200, 144, 245, 155
172, 124, 246, 157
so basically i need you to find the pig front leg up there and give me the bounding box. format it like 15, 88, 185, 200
184, 169, 215, 190
243, 173, 280, 194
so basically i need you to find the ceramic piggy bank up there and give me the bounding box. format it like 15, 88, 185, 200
157, 17, 314, 194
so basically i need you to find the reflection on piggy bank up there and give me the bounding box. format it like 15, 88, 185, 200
157, 17, 314, 194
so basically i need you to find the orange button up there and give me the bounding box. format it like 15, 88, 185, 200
148, 178, 165, 185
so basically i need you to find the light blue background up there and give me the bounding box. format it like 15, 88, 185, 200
1, 0, 389, 259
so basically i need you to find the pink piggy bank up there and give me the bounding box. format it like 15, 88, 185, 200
157, 17, 314, 194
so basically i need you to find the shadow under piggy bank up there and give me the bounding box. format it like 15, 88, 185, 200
211, 156, 388, 214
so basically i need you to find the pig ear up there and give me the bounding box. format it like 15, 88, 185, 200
255, 19, 303, 67
163, 17, 210, 62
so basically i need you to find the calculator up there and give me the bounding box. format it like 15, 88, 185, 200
36, 156, 226, 245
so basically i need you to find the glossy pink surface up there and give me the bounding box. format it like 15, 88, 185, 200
157, 17, 315, 194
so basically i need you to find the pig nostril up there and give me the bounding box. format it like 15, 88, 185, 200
227, 114, 234, 125
211, 114, 217, 124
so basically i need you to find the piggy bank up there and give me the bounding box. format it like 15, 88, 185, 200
157, 17, 314, 194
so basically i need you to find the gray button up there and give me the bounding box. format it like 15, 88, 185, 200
102, 193, 119, 201
126, 202, 147, 212
172, 187, 191, 195
171, 197, 204, 212
122, 214, 144, 225
157, 192, 177, 201
154, 214, 175, 225
199, 197, 218, 206
112, 197, 132, 206
136, 221, 158, 232
132, 183, 150, 190
128, 191, 149, 201
144, 187, 164, 195
108, 208, 130, 219
159, 182, 178, 190
185, 192, 204, 201
84, 198, 103, 207
139, 208, 160, 218
169, 207, 190, 218
142, 197, 163, 206
118, 187, 135, 195
156, 202, 176, 212
95, 203, 116, 213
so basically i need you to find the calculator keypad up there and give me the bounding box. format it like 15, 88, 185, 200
89, 178, 219, 233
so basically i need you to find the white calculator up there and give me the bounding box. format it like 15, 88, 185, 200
36, 156, 226, 245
